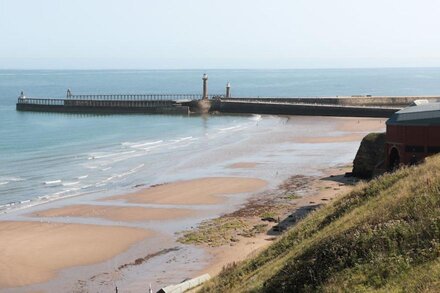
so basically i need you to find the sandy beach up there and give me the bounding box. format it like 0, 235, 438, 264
187, 165, 356, 279
0, 221, 151, 288
31, 204, 197, 222
106, 177, 268, 205
0, 116, 386, 292
294, 117, 385, 143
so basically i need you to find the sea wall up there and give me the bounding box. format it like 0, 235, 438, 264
227, 96, 439, 107
211, 101, 398, 118
16, 104, 189, 115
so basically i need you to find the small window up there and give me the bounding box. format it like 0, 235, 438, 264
405, 145, 425, 153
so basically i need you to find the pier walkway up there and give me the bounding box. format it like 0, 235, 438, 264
17, 92, 440, 118
16, 92, 222, 115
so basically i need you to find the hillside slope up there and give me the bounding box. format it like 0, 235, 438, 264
200, 155, 440, 292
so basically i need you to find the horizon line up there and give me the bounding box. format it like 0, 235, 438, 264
2, 65, 440, 71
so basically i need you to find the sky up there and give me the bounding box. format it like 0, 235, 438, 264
0, 0, 440, 69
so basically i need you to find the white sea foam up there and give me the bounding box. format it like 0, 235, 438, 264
0, 176, 25, 186
249, 114, 262, 121
218, 125, 246, 132
129, 140, 163, 149
77, 175, 88, 179
116, 163, 145, 178
85, 165, 99, 169
88, 150, 136, 160
44, 180, 62, 185
171, 136, 193, 143
62, 181, 80, 187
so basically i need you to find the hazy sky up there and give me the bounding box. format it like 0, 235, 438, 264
1, 0, 440, 69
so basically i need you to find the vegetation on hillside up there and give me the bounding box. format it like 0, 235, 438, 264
200, 155, 440, 292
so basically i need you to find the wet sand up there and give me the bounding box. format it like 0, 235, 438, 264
336, 117, 386, 132
106, 177, 268, 205
295, 117, 385, 143
32, 204, 197, 222
0, 221, 151, 288
228, 162, 259, 169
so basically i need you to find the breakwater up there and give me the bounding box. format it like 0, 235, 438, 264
15, 93, 207, 115
16, 90, 440, 118
210, 96, 440, 118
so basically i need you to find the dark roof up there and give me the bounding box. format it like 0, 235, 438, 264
387, 102, 440, 125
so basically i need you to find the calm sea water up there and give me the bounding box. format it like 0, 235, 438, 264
1, 68, 440, 210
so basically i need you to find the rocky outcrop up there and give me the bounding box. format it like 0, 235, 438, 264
352, 132, 386, 179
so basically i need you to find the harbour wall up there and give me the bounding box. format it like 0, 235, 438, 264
16, 95, 440, 117
226, 96, 440, 107
211, 101, 399, 118
16, 103, 190, 115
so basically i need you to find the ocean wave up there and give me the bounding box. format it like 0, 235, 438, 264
218, 125, 248, 132
62, 181, 80, 187
126, 140, 163, 149
88, 150, 135, 160
0, 176, 25, 186
115, 163, 145, 178
51, 187, 80, 197
77, 175, 88, 179
171, 136, 194, 143
44, 180, 62, 186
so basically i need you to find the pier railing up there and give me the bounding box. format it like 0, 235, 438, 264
17, 98, 65, 106
66, 94, 205, 101
17, 97, 178, 107
16, 93, 225, 109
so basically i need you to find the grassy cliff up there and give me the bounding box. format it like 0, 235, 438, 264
199, 155, 440, 292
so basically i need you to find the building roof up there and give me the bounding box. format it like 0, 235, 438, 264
387, 102, 440, 125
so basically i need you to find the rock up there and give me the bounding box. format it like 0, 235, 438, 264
352, 132, 386, 179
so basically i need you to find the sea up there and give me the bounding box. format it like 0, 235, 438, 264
1, 68, 440, 213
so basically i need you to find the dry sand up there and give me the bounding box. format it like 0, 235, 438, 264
0, 221, 151, 288
32, 204, 196, 222
106, 177, 268, 205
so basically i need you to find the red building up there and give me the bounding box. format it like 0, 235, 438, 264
386, 102, 440, 170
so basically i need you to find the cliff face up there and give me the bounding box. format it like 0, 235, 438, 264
352, 132, 386, 179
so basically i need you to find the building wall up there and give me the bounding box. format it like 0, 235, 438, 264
385, 124, 440, 168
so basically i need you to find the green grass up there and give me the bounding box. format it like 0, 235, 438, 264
199, 154, 440, 292
177, 217, 268, 247
285, 193, 301, 200
260, 211, 277, 219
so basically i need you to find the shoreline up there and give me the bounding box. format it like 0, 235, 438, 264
0, 116, 385, 292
